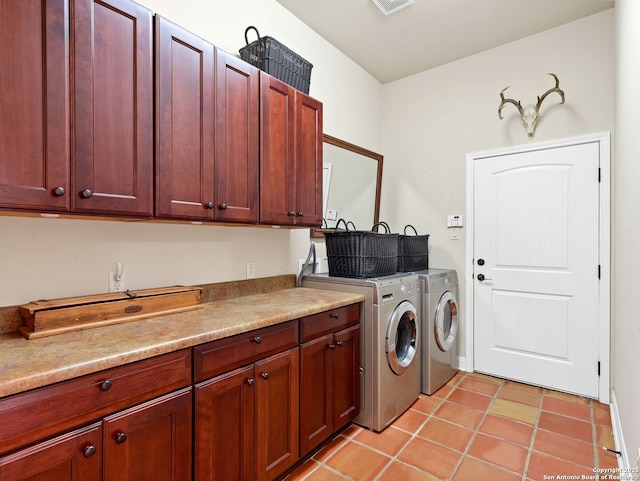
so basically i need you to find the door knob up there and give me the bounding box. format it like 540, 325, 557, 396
477, 273, 492, 281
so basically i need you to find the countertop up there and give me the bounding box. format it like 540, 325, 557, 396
0, 287, 364, 399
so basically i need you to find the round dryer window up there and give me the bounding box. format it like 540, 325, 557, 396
435, 291, 458, 352
385, 300, 419, 375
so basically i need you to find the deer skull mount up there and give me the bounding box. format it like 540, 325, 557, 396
498, 73, 565, 138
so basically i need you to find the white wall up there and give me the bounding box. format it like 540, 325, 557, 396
380, 10, 615, 367
613, 0, 640, 464
0, 0, 383, 307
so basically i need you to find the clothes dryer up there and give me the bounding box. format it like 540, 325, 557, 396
415, 269, 459, 395
302, 272, 420, 432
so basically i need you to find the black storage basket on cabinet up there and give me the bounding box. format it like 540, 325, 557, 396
239, 26, 313, 94
324, 220, 398, 278
397, 225, 429, 272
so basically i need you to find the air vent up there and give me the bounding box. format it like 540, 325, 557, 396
371, 0, 414, 16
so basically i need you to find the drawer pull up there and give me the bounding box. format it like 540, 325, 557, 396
100, 380, 113, 392
247, 378, 255, 386
330, 313, 339, 319
261, 372, 270, 380
115, 432, 128, 444
83, 444, 97, 458
336, 341, 344, 347
252, 336, 262, 344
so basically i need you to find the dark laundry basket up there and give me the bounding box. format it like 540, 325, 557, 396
397, 225, 429, 272
239, 26, 312, 94
324, 220, 398, 278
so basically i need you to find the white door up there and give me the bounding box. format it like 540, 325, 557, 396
473, 141, 600, 398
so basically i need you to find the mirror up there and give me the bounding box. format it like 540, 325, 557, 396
312, 134, 383, 237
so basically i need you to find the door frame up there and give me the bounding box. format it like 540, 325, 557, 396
464, 132, 611, 403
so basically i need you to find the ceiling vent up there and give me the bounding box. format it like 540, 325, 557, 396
371, 0, 414, 16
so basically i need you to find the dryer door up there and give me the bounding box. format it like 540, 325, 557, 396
385, 301, 419, 375
435, 291, 458, 352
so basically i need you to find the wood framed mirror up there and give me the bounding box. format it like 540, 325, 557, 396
311, 134, 383, 237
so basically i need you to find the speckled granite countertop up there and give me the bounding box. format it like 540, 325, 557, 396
0, 287, 363, 399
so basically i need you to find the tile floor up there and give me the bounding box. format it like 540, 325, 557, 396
285, 371, 617, 481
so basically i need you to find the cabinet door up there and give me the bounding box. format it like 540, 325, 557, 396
72, 0, 153, 216
259, 73, 296, 225
214, 49, 259, 223
103, 388, 192, 481
294, 93, 323, 227
0, 0, 69, 212
299, 333, 333, 456
0, 422, 101, 481
194, 365, 255, 481
333, 325, 360, 430
255, 348, 299, 481
155, 16, 215, 220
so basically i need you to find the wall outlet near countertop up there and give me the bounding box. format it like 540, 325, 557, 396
246, 262, 256, 279
109, 262, 126, 293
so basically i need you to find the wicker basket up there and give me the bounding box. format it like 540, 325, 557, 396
239, 26, 312, 94
397, 225, 429, 272
324, 220, 398, 278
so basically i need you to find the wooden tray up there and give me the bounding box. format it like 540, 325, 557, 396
18, 286, 203, 339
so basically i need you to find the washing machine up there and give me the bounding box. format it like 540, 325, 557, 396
302, 272, 421, 432
415, 269, 459, 395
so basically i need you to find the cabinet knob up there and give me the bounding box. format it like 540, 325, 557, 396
80, 189, 93, 198
100, 380, 113, 392
205, 202, 214, 209
288, 211, 296, 217
297, 212, 305, 217
330, 313, 339, 319
219, 203, 228, 211
53, 186, 65, 196
115, 432, 128, 444
261, 372, 270, 380
328, 344, 336, 350
336, 341, 344, 347
247, 378, 255, 386
83, 444, 97, 458
252, 336, 262, 344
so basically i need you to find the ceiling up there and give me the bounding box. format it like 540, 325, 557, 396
274, 0, 614, 84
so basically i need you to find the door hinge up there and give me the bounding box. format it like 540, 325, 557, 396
598, 167, 601, 182
598, 265, 601, 279
598, 361, 601, 376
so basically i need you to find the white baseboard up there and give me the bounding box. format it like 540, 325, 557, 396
610, 389, 630, 471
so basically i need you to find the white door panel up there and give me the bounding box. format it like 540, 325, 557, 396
473, 142, 599, 397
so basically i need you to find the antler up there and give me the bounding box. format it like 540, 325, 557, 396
498, 86, 524, 119
535, 73, 565, 111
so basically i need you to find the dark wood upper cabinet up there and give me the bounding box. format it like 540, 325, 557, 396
214, 49, 260, 223
0, 0, 70, 212
155, 16, 215, 220
72, 0, 154, 217
260, 73, 323, 227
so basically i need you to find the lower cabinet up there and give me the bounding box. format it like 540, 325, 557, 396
195, 347, 299, 481
0, 388, 192, 481
299, 323, 360, 456
0, 305, 361, 481
103, 388, 192, 481
0, 423, 102, 481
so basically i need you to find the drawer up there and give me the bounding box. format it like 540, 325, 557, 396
299, 303, 361, 343
193, 320, 298, 382
0, 349, 191, 455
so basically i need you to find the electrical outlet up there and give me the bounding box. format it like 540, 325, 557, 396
246, 262, 256, 279
109, 262, 126, 293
